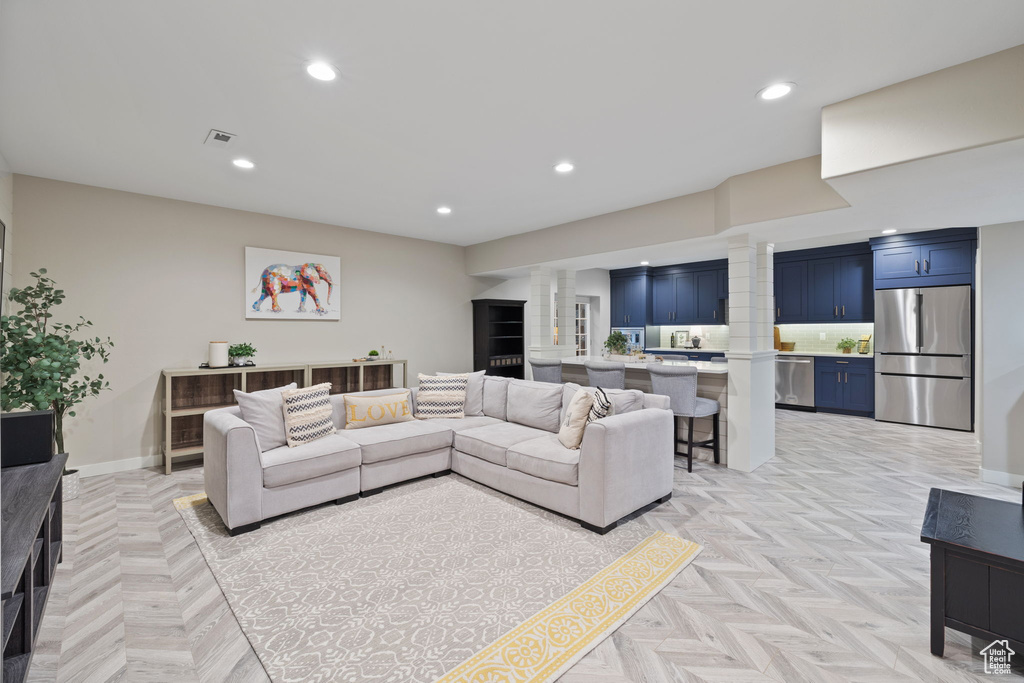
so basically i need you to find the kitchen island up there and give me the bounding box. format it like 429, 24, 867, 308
560, 356, 729, 466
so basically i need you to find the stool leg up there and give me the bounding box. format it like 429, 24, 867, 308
687, 417, 694, 473
713, 412, 720, 464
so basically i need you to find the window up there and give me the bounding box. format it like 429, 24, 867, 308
554, 299, 591, 356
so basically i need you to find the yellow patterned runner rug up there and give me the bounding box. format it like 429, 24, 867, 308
436, 531, 700, 683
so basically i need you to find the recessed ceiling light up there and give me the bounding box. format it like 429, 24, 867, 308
306, 62, 337, 81
436, 206, 452, 215
232, 158, 255, 169
640, 261, 650, 265
757, 82, 795, 100
554, 162, 574, 173
882, 228, 898, 235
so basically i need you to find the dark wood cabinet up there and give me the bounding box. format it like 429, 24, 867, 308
921, 488, 1024, 658
2, 454, 67, 682
472, 299, 526, 379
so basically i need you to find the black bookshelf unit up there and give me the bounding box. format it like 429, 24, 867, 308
472, 299, 526, 379
2, 454, 66, 683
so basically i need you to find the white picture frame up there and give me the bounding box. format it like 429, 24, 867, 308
245, 247, 340, 320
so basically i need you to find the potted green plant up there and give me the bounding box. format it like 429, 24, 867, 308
604, 331, 629, 356
836, 338, 857, 354
367, 349, 379, 361
228, 342, 257, 366
1, 269, 113, 501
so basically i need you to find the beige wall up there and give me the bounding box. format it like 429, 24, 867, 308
978, 221, 1024, 487
822, 45, 1024, 179
13, 175, 494, 473
0, 154, 13, 313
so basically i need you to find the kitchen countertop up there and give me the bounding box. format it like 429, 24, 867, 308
644, 347, 727, 353
561, 356, 728, 375
777, 351, 874, 359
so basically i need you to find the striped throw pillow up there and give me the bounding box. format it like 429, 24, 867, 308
588, 386, 612, 423
281, 383, 336, 447
415, 373, 468, 419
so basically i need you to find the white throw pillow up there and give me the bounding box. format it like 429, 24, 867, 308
281, 383, 336, 447
415, 373, 468, 419
437, 370, 485, 416
558, 389, 594, 450
233, 383, 297, 451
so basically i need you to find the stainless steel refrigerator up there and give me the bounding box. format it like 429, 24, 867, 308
874, 285, 972, 430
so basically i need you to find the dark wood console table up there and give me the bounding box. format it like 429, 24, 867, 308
1, 454, 67, 682
921, 487, 1024, 657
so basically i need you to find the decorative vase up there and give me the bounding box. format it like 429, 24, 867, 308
367, 355, 378, 362
842, 348, 852, 354
232, 356, 249, 366
209, 341, 229, 368
62, 470, 80, 502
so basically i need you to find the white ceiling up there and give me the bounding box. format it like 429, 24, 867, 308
2, 1, 1024, 246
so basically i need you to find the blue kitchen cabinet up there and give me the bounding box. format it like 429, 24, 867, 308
921, 240, 973, 278
814, 359, 844, 409
774, 261, 807, 322
807, 258, 841, 321
718, 267, 729, 299
651, 273, 675, 325
674, 272, 695, 323
874, 245, 921, 280
610, 273, 649, 326
815, 357, 874, 415
694, 270, 722, 324
839, 253, 873, 321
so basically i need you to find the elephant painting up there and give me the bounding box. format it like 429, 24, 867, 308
251, 263, 335, 314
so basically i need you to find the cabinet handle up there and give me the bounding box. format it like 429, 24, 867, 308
841, 305, 845, 317
834, 305, 838, 317
836, 360, 849, 364
915, 259, 920, 273
924, 259, 930, 273
713, 310, 716, 319
845, 372, 848, 383
777, 307, 781, 317
837, 371, 840, 383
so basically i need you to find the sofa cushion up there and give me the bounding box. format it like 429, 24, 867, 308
343, 390, 414, 430
560, 383, 645, 424
453, 422, 549, 467
233, 383, 296, 452
507, 434, 581, 486
482, 376, 510, 420
426, 415, 502, 433
282, 383, 336, 447
261, 433, 361, 488
506, 379, 563, 433
438, 370, 485, 416
342, 420, 453, 464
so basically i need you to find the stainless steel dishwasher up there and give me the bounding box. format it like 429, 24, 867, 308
775, 355, 815, 408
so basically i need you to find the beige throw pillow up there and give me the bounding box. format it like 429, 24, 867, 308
344, 391, 414, 430
415, 373, 468, 419
558, 389, 595, 450
281, 383, 336, 447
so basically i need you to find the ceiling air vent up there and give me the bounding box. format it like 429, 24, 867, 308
204, 129, 237, 149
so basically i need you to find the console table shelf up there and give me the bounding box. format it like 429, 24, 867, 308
162, 360, 408, 474
2, 454, 67, 683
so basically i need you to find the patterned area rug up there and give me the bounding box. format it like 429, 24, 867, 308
175, 475, 700, 683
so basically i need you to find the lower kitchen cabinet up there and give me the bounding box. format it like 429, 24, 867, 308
814, 357, 874, 416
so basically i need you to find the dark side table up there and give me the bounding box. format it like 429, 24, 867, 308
921, 487, 1024, 657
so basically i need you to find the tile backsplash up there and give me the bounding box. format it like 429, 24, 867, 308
776, 323, 874, 353
657, 325, 730, 350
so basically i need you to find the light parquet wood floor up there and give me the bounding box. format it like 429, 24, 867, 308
28, 410, 1023, 682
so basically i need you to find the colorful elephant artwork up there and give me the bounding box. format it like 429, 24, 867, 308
251, 263, 334, 314
244, 247, 341, 320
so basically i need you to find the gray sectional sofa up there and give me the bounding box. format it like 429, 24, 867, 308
203, 377, 674, 535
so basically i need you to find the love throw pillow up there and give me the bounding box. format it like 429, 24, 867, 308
344, 391, 414, 430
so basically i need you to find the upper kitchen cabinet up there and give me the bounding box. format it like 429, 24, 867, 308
694, 269, 723, 324
646, 259, 726, 325
652, 271, 695, 324
609, 268, 651, 327
870, 228, 977, 289
775, 243, 873, 323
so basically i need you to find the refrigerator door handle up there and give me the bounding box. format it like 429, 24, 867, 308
916, 291, 924, 352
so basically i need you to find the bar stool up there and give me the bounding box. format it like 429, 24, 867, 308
647, 364, 721, 473
584, 360, 625, 390
529, 357, 563, 383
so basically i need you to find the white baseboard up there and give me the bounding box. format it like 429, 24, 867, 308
980, 467, 1024, 489
74, 454, 163, 478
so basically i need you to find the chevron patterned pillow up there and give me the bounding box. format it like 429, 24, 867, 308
415, 373, 468, 419
281, 382, 336, 447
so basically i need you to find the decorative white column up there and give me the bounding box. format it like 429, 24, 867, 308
555, 269, 577, 358
528, 267, 560, 366
725, 236, 777, 472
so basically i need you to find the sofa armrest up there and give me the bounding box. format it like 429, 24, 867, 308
203, 408, 264, 530
578, 408, 674, 528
